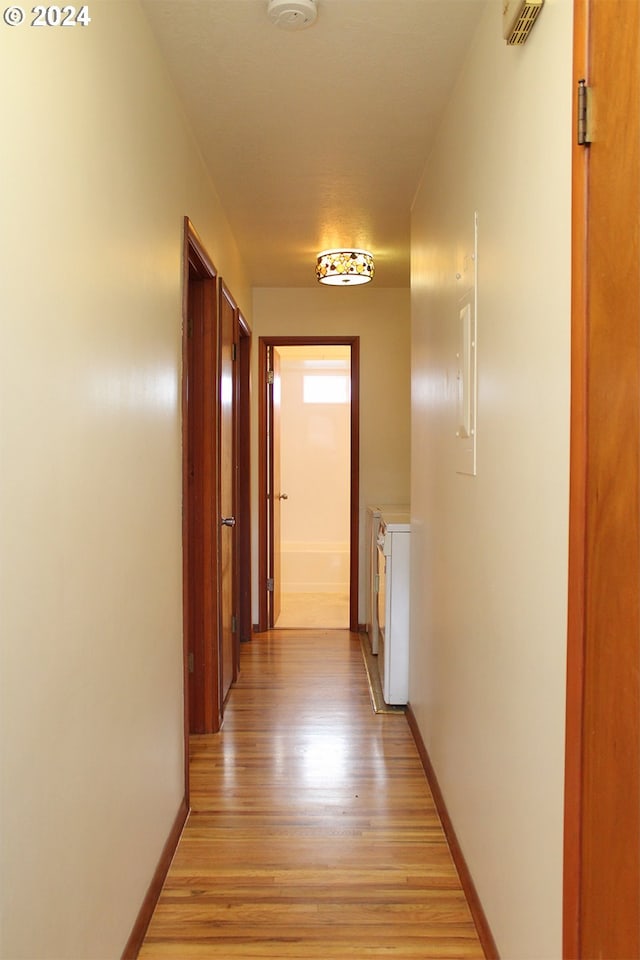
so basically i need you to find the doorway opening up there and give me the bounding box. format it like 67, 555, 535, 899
274, 345, 351, 629
258, 336, 360, 633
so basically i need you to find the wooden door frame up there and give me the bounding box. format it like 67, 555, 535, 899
236, 312, 252, 650
269, 346, 283, 628
257, 335, 360, 633
564, 1, 640, 954
182, 218, 222, 738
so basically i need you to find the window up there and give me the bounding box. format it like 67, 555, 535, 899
303, 374, 350, 404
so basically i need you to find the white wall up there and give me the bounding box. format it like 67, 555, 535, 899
251, 288, 411, 623
410, 2, 571, 958
0, 4, 250, 958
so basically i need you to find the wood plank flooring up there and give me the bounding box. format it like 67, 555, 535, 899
275, 593, 349, 629
139, 630, 484, 959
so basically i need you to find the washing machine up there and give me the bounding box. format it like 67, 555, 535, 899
365, 504, 408, 655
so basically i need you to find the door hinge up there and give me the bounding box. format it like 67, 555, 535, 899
188, 652, 194, 674
267, 369, 274, 385
232, 342, 237, 361
577, 79, 593, 146
231, 614, 237, 633
267, 578, 274, 591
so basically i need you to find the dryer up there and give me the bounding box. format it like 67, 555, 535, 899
375, 508, 410, 705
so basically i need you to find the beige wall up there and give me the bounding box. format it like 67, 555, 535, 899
251, 288, 411, 623
0, 4, 249, 957
410, 2, 571, 957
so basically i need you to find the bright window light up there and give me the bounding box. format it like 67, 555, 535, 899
303, 375, 350, 404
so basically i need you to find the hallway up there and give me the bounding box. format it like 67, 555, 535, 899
139, 630, 484, 958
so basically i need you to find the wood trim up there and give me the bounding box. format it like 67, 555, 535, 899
256, 336, 360, 633
563, 1, 588, 954
237, 312, 252, 646
185, 217, 217, 280
120, 798, 188, 960
348, 338, 360, 633
181, 219, 192, 803
268, 344, 279, 627
257, 338, 269, 632
405, 705, 499, 960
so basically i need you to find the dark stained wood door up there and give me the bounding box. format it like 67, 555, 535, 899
236, 313, 252, 648
565, 1, 640, 955
219, 282, 238, 704
183, 222, 221, 736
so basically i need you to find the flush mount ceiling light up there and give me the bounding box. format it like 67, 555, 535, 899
315, 249, 375, 286
267, 0, 317, 30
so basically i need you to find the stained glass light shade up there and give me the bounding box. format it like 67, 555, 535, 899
315, 248, 375, 285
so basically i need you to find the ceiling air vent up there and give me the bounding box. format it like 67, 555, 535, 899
267, 0, 317, 30
503, 0, 544, 45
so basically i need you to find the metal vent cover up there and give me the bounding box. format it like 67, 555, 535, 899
503, 0, 544, 45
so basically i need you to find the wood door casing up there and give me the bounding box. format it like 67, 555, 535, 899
271, 348, 282, 626
564, 2, 640, 955
236, 313, 252, 648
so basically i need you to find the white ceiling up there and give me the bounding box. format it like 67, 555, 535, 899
141, 0, 487, 287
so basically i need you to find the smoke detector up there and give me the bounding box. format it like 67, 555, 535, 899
267, 0, 317, 30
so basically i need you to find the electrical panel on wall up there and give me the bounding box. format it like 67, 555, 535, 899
455, 212, 478, 477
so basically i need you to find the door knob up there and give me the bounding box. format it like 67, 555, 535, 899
278, 493, 289, 500
221, 516, 236, 527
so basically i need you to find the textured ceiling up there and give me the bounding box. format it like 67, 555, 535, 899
141, 0, 487, 287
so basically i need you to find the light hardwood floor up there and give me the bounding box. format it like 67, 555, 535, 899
139, 630, 484, 959
274, 592, 349, 629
